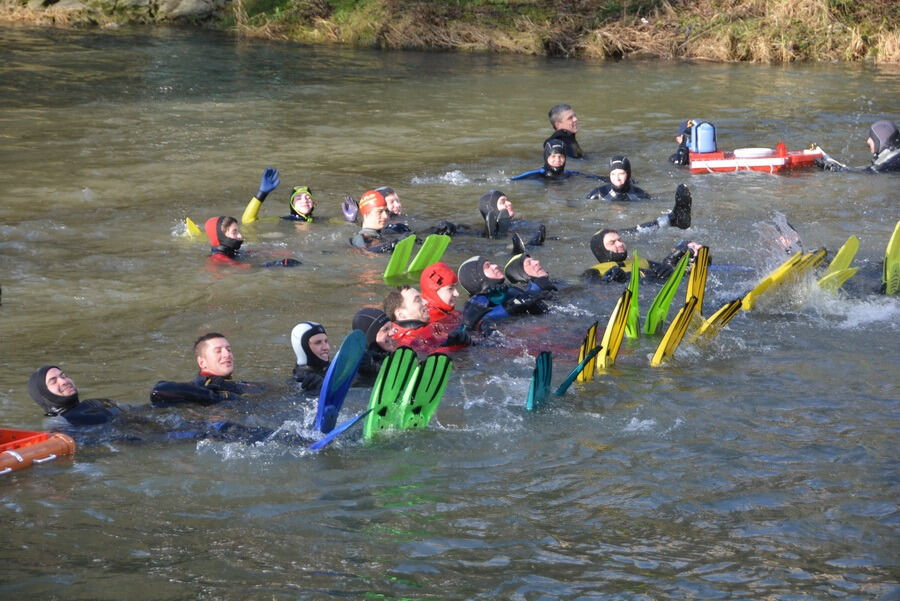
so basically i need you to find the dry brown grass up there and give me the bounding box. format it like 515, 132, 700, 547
0, 3, 80, 27
576, 0, 898, 63
3, 0, 897, 64
875, 29, 900, 63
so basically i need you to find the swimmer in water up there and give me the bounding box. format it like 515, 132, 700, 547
458, 255, 550, 320
544, 103, 584, 159
510, 139, 605, 182
582, 229, 702, 282
290, 322, 331, 396
205, 215, 301, 268
29, 365, 269, 443
586, 156, 651, 202
816, 119, 900, 173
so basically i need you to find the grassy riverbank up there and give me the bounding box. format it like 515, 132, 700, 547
3, 0, 899, 63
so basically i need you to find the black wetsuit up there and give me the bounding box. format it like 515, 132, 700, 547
586, 182, 651, 202
544, 129, 584, 159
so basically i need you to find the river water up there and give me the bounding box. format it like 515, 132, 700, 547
1, 26, 898, 600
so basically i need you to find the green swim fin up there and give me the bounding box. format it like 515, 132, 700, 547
405, 234, 451, 282
685, 245, 709, 317
597, 288, 632, 369
625, 251, 640, 339
651, 295, 699, 367
525, 351, 553, 411
383, 235, 416, 286
576, 322, 598, 383
883, 220, 900, 295
400, 353, 453, 430
643, 252, 689, 335
363, 346, 419, 440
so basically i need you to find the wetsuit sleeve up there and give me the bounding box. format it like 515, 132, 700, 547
510, 169, 546, 181
468, 294, 510, 319
151, 380, 236, 407
241, 197, 263, 224
669, 141, 690, 165
352, 231, 398, 254
61, 399, 121, 425
383, 222, 412, 234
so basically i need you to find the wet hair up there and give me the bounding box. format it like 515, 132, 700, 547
548, 103, 573, 128
383, 286, 414, 321
194, 332, 228, 357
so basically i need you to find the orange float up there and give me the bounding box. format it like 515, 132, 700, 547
0, 428, 76, 475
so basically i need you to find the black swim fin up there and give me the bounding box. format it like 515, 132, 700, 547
669, 184, 692, 230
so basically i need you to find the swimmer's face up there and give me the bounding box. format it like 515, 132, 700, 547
496, 195, 514, 218
307, 333, 330, 362
362, 206, 389, 230
554, 109, 578, 133
546, 153, 566, 170
224, 222, 243, 240
603, 232, 626, 254
399, 287, 429, 323
376, 322, 397, 351
292, 192, 314, 216
436, 284, 459, 307
483, 261, 504, 280
196, 336, 234, 377
675, 134, 685, 144
45, 367, 77, 397
384, 193, 402, 215
523, 257, 548, 278
867, 136, 876, 154
610, 169, 628, 187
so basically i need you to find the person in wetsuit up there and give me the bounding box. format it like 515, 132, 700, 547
504, 252, 558, 294
238, 167, 318, 224
350, 189, 410, 253
582, 229, 702, 282
669, 119, 695, 166
478, 189, 546, 246
420, 262, 462, 329
351, 307, 397, 385
457, 255, 549, 320
28, 365, 269, 443
383, 286, 472, 353
544, 103, 584, 159
816, 119, 900, 173
290, 322, 331, 396
205, 215, 301, 268
510, 139, 604, 182
586, 155, 650, 202
342, 186, 458, 237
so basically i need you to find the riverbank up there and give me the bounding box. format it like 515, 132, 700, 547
2, 0, 898, 63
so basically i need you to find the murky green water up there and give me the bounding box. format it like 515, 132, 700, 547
1, 26, 898, 600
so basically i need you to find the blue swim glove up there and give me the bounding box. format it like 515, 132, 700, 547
256, 167, 280, 201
